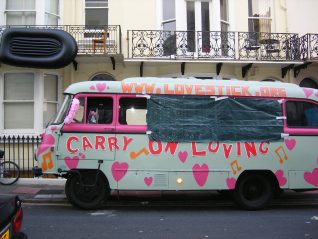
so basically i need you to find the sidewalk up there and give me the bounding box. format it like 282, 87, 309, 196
0, 178, 68, 204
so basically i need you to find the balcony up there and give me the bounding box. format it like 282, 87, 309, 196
127, 30, 303, 63
300, 34, 318, 61
0, 25, 122, 55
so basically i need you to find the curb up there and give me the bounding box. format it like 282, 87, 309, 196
16, 178, 66, 186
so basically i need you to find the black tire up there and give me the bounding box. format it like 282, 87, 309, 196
65, 171, 109, 210
0, 161, 20, 185
234, 173, 273, 210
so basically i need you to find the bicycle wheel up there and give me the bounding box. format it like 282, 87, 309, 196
0, 161, 20, 185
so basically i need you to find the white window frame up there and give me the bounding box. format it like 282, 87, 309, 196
220, 0, 230, 31
247, 0, 273, 33
2, 0, 62, 26
44, 0, 61, 25
0, 71, 62, 135
85, 0, 109, 26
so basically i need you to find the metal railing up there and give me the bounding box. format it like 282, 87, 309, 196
300, 34, 318, 60
128, 30, 301, 62
238, 32, 300, 61
0, 25, 122, 55
0, 135, 41, 178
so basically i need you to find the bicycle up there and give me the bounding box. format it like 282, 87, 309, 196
0, 150, 20, 185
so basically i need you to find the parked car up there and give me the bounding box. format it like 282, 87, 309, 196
0, 196, 27, 239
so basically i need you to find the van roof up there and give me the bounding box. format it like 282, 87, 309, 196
64, 77, 318, 100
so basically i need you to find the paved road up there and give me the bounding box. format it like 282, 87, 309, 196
22, 202, 318, 239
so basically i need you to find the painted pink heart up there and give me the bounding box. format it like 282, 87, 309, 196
64, 156, 80, 169
192, 164, 209, 187
303, 88, 314, 98
111, 162, 129, 182
96, 83, 106, 92
304, 168, 318, 187
226, 177, 236, 190
285, 139, 296, 151
275, 169, 287, 187
79, 153, 86, 159
144, 177, 153, 186
178, 151, 188, 163
36, 134, 55, 157
50, 126, 57, 132
89, 85, 96, 90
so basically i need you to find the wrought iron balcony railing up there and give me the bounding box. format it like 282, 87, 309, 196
0, 25, 122, 55
238, 32, 300, 61
128, 30, 301, 62
128, 30, 235, 59
300, 34, 318, 60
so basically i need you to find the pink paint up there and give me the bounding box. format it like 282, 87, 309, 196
144, 177, 153, 186
89, 85, 96, 90
284, 127, 318, 135
285, 139, 296, 151
50, 125, 57, 132
192, 164, 209, 187
96, 83, 106, 92
315, 92, 318, 98
303, 88, 314, 98
64, 156, 80, 169
111, 162, 129, 182
178, 151, 188, 163
79, 153, 86, 159
36, 134, 55, 157
304, 168, 318, 187
226, 177, 236, 190
275, 169, 287, 187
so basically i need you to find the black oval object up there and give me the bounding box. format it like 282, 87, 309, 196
0, 28, 78, 69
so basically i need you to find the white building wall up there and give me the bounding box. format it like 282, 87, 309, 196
286, 0, 318, 35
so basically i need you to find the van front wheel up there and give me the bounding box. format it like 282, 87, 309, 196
65, 171, 108, 210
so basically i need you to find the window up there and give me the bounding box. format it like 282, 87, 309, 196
43, 74, 58, 127
162, 0, 176, 31
90, 73, 116, 81
45, 0, 60, 25
186, 1, 195, 52
85, 0, 108, 26
220, 0, 229, 32
72, 97, 85, 123
286, 101, 318, 128
3, 73, 34, 129
119, 98, 147, 125
1, 72, 60, 134
86, 97, 113, 124
299, 78, 318, 89
5, 0, 60, 25
248, 0, 271, 33
5, 0, 36, 25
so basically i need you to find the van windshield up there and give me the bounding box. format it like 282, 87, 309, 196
52, 95, 72, 124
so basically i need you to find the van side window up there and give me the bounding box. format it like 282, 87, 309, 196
119, 97, 147, 125
286, 101, 318, 128
86, 97, 113, 124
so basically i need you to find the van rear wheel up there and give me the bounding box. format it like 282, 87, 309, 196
65, 171, 108, 210
234, 173, 273, 210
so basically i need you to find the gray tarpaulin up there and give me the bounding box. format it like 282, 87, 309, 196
147, 95, 283, 142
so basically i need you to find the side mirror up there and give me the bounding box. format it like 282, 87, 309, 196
0, 28, 77, 69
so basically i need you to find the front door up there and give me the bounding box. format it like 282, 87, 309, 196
57, 94, 117, 172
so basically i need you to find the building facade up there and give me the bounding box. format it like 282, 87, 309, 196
0, 0, 317, 136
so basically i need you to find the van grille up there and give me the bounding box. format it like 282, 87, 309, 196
154, 174, 168, 187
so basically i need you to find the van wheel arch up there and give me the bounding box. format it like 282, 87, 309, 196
234, 170, 278, 210
65, 169, 110, 210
